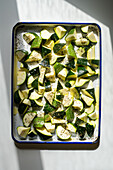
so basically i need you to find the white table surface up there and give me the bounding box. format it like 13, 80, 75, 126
0, 0, 113, 170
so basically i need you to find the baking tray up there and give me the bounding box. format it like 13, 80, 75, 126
11, 22, 102, 150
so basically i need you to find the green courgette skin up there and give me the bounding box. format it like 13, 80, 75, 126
14, 90, 21, 104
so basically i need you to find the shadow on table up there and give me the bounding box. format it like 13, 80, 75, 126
65, 0, 113, 53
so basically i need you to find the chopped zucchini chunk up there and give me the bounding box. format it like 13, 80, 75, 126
15, 50, 28, 62
45, 66, 55, 82
54, 26, 67, 39
41, 46, 51, 57
27, 75, 35, 88
31, 36, 42, 49
87, 31, 97, 43
14, 90, 24, 104
86, 123, 94, 137
81, 26, 89, 33
70, 87, 79, 99
23, 32, 37, 44
40, 29, 53, 39
78, 112, 87, 122
67, 70, 77, 79
75, 78, 89, 87
39, 66, 46, 85
51, 118, 67, 124
81, 88, 96, 100
65, 28, 77, 41
38, 85, 45, 95
36, 126, 52, 137
67, 43, 77, 59
53, 43, 65, 54
54, 62, 64, 75
85, 103, 95, 114
77, 125, 86, 139
17, 70, 26, 86
75, 38, 89, 46
81, 93, 94, 106
63, 95, 73, 107
77, 58, 89, 66
28, 128, 37, 138
66, 58, 77, 69
44, 123, 55, 133
29, 90, 42, 100
58, 68, 68, 81
77, 66, 88, 77
44, 91, 54, 105
88, 112, 97, 120
33, 117, 44, 128
87, 45, 95, 60
32, 78, 38, 89
66, 106, 74, 121
66, 123, 77, 133
25, 50, 42, 62
17, 126, 30, 138
72, 100, 83, 112
44, 102, 55, 114
23, 111, 37, 127
77, 47, 85, 56
23, 99, 31, 106
56, 125, 71, 140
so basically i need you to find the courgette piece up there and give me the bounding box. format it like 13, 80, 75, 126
56, 94, 64, 101
75, 78, 89, 87
29, 66, 39, 76
87, 31, 97, 43
75, 38, 89, 46
66, 123, 77, 133
29, 90, 42, 100
70, 87, 79, 99
31, 36, 42, 49
72, 100, 83, 112
67, 43, 77, 59
44, 114, 51, 122
17, 126, 30, 139
33, 117, 44, 128
56, 125, 71, 140
87, 45, 95, 60
51, 118, 67, 124
44, 91, 54, 105
77, 125, 86, 139
57, 56, 65, 62
89, 59, 99, 67
23, 111, 37, 127
14, 90, 24, 104
57, 80, 63, 91
40, 29, 52, 40
58, 68, 68, 81
81, 88, 96, 101
27, 75, 35, 88
23, 32, 37, 44
52, 99, 61, 108
53, 110, 65, 119
25, 50, 42, 62
44, 39, 54, 49
63, 95, 73, 107
23, 99, 31, 106
77, 58, 89, 66
54, 62, 64, 75
65, 81, 71, 88
20, 62, 29, 72
81, 93, 94, 106
38, 66, 46, 85
66, 58, 76, 69
40, 58, 50, 68
67, 70, 77, 79
54, 26, 67, 39
45, 79, 51, 91
17, 70, 26, 86
88, 112, 97, 120
50, 33, 59, 42
38, 85, 45, 95
34, 98, 43, 107
77, 66, 88, 77
53, 43, 65, 54
86, 123, 94, 137
78, 112, 87, 122
85, 103, 95, 114
45, 66, 55, 82
77, 47, 85, 56
28, 128, 37, 138
49, 52, 58, 65
36, 126, 52, 140
44, 123, 55, 133
41, 46, 51, 58
15, 50, 28, 62
18, 102, 29, 115
81, 26, 89, 33
65, 28, 77, 42
66, 106, 74, 122
43, 102, 55, 114
32, 78, 38, 89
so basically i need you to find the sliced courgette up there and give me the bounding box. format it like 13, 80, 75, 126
67, 43, 77, 59
54, 62, 64, 75
23, 111, 37, 127
15, 50, 28, 62
43, 102, 55, 114
44, 123, 55, 133
29, 90, 42, 100
85, 103, 95, 114
67, 70, 77, 79
72, 100, 83, 112
40, 29, 53, 40
14, 90, 24, 104
77, 66, 88, 77
77, 47, 85, 56
38, 66, 46, 85
17, 70, 26, 86
75, 78, 89, 87
53, 43, 65, 54
57, 68, 68, 81
66, 123, 77, 133
63, 95, 73, 107
65, 28, 77, 42
17, 126, 30, 138
75, 38, 89, 46
81, 93, 94, 106
41, 46, 51, 58
56, 125, 71, 140
70, 87, 80, 99
23, 32, 37, 44
33, 117, 44, 128
25, 50, 42, 62
31, 36, 42, 49
51, 118, 67, 124
87, 45, 95, 60
66, 106, 74, 122
87, 31, 97, 43
54, 26, 67, 39
86, 123, 94, 137
78, 112, 87, 122
44, 91, 54, 105
81, 26, 89, 33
